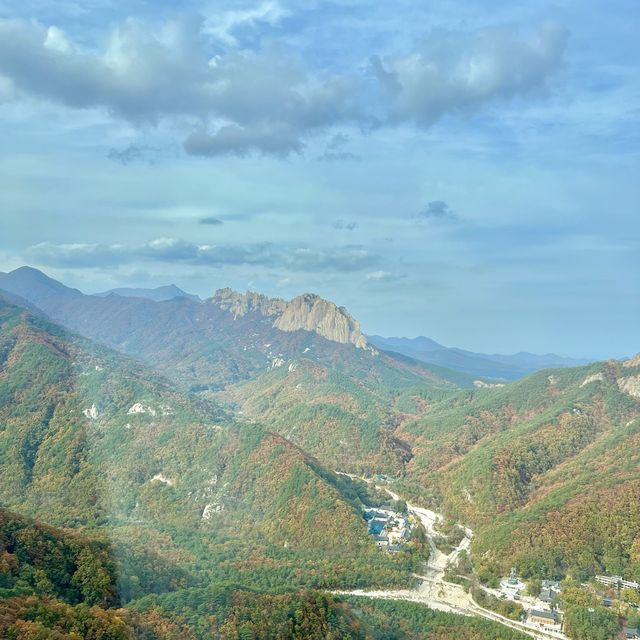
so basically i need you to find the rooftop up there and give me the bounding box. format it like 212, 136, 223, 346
528, 609, 557, 622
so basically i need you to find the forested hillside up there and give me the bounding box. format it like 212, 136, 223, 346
0, 267, 473, 476
398, 359, 640, 582
218, 352, 471, 474
0, 292, 541, 639
1, 268, 638, 638
0, 297, 429, 599
0, 506, 525, 639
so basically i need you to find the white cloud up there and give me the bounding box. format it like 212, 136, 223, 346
365, 270, 402, 282
43, 26, 74, 54
372, 22, 568, 127
204, 1, 290, 46
0, 15, 568, 156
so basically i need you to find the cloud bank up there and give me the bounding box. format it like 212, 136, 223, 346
0, 15, 568, 157
27, 238, 380, 273
372, 22, 568, 126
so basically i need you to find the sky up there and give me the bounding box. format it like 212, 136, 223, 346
0, 0, 638, 359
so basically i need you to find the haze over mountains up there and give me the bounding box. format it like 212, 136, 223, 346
0, 266, 471, 472
0, 263, 639, 638
95, 284, 201, 302
1, 0, 637, 634
0, 266, 589, 383
369, 335, 589, 381
0, 292, 435, 636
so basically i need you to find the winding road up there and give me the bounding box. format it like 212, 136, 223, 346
334, 472, 566, 640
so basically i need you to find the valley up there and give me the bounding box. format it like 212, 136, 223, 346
335, 474, 567, 639
2, 0, 636, 635
0, 267, 638, 639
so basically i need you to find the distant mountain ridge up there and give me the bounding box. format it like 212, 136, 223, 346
0, 267, 591, 385
0, 267, 449, 395
0, 265, 83, 305
94, 284, 201, 302
369, 335, 590, 380
0, 267, 371, 353
0, 266, 472, 473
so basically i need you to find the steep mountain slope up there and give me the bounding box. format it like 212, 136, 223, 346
0, 287, 46, 316
0, 297, 420, 594
0, 507, 199, 638
219, 352, 473, 474
94, 284, 201, 302
399, 358, 640, 582
369, 335, 589, 380
0, 296, 517, 638
0, 267, 461, 395
0, 267, 474, 474
0, 507, 119, 605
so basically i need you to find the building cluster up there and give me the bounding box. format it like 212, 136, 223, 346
365, 505, 412, 552
499, 569, 563, 631
597, 574, 640, 636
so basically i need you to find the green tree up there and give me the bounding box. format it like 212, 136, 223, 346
564, 606, 619, 640
71, 549, 115, 606
526, 578, 541, 597
620, 587, 640, 605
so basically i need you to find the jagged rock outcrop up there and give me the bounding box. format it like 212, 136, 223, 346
623, 353, 640, 368
211, 289, 373, 351
274, 293, 370, 350
618, 375, 640, 398
581, 372, 604, 387
212, 288, 286, 319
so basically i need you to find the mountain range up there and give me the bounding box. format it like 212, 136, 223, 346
94, 284, 201, 302
368, 335, 589, 381
0, 287, 526, 639
0, 265, 638, 638
0, 267, 472, 473
0, 293, 427, 597
0, 267, 588, 384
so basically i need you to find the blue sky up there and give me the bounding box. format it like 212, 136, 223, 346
0, 0, 638, 358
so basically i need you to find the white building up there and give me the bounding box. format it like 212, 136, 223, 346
596, 575, 640, 590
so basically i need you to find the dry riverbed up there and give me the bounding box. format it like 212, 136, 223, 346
334, 472, 566, 640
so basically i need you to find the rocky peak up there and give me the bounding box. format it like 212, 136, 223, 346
274, 293, 370, 350
212, 288, 286, 319
211, 288, 373, 351
623, 353, 640, 368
